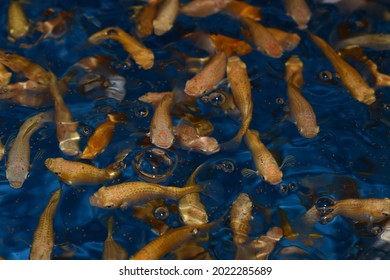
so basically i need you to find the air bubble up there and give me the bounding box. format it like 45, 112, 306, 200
215, 160, 235, 173
134, 106, 149, 118
132, 147, 177, 183
288, 182, 297, 190
276, 98, 284, 104
319, 70, 332, 81
383, 104, 390, 110
81, 125, 93, 136
154, 207, 169, 220
315, 197, 335, 213
280, 185, 288, 194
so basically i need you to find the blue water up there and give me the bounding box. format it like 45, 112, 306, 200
0, 0, 389, 260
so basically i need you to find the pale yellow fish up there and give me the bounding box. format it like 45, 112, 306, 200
230, 193, 253, 246
90, 182, 202, 209
283, 0, 311, 29
102, 216, 128, 260
48, 71, 80, 156
285, 55, 319, 138
45, 157, 125, 186
308, 32, 376, 105
153, 0, 179, 36
241, 129, 283, 185
30, 188, 62, 260
88, 27, 154, 70
180, 0, 232, 17
7, 0, 29, 41
6, 111, 52, 189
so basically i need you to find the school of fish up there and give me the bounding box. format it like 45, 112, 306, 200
0, 0, 389, 260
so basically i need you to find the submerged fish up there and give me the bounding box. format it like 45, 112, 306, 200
6, 111, 52, 189
184, 52, 227, 97
283, 0, 312, 29
335, 34, 390, 51
90, 182, 202, 209
308, 32, 376, 105
230, 193, 253, 246
88, 27, 154, 70
102, 216, 128, 260
267, 28, 301, 52
7, 0, 29, 41
250, 227, 283, 260
137, 2, 158, 38
131, 222, 215, 260
133, 199, 171, 235
223, 0, 261, 21
0, 63, 12, 87
285, 55, 319, 138
30, 188, 62, 260
153, 0, 179, 36
241, 129, 283, 185
45, 158, 125, 186
180, 0, 232, 17
80, 112, 126, 159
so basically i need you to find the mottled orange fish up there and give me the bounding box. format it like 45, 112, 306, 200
185, 51, 227, 97
210, 34, 253, 56
241, 18, 283, 58
224, 56, 253, 147
7, 0, 29, 41
137, 2, 158, 38
88, 27, 154, 70
230, 193, 253, 245
131, 222, 214, 260
180, 0, 232, 17
48, 71, 80, 156
308, 32, 376, 105
45, 157, 125, 186
267, 28, 301, 52
90, 182, 202, 209
179, 162, 209, 226
30, 188, 62, 260
103, 216, 129, 260
241, 129, 283, 185
285, 55, 319, 138
283, 0, 311, 29
223, 0, 261, 21
6, 111, 52, 189
80, 112, 126, 159
153, 0, 179, 36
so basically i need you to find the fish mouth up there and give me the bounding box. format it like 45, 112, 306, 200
44, 158, 53, 168
89, 194, 99, 206
9, 181, 23, 189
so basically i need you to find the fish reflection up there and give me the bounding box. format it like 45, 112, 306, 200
102, 216, 128, 260
45, 158, 125, 186
6, 111, 52, 189
30, 188, 62, 260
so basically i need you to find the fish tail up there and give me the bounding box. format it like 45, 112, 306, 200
199, 181, 225, 203
107, 112, 127, 123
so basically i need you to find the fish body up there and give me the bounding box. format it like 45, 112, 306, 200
308, 32, 376, 105
335, 34, 390, 51
80, 113, 126, 159
0, 63, 12, 87
285, 55, 319, 138
225, 56, 253, 146
209, 34, 253, 56
180, 0, 232, 17
179, 162, 209, 225
7, 1, 29, 41
48, 72, 80, 156
320, 198, 390, 224
30, 188, 62, 260
131, 223, 213, 260
0, 51, 50, 85
223, 1, 261, 21
250, 227, 283, 260
137, 2, 158, 38
241, 18, 283, 58
153, 0, 179, 36
45, 158, 124, 186
148, 92, 175, 149
230, 193, 252, 245
90, 182, 202, 209
267, 28, 301, 52
88, 27, 154, 70
243, 129, 282, 185
103, 217, 128, 260
6, 111, 51, 188
283, 0, 311, 29
185, 51, 227, 97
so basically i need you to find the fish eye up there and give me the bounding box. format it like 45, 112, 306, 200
105, 204, 114, 209
54, 172, 62, 176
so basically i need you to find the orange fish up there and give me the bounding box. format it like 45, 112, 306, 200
210, 34, 253, 56
153, 0, 179, 36
180, 0, 232, 17
7, 0, 29, 41
267, 27, 301, 52
241, 18, 283, 58
80, 112, 126, 159
285, 55, 319, 138
283, 0, 311, 30
308, 32, 376, 105
0, 63, 12, 87
88, 27, 154, 70
223, 0, 261, 21
137, 2, 159, 38
241, 129, 283, 185
230, 193, 253, 246
185, 51, 227, 97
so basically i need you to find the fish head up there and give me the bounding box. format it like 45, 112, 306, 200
359, 88, 376, 105
262, 165, 283, 185
299, 125, 319, 138
45, 158, 63, 175
150, 128, 174, 149
290, 8, 311, 30
184, 79, 206, 97
6, 161, 28, 189
89, 188, 118, 209
193, 137, 220, 155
